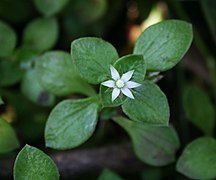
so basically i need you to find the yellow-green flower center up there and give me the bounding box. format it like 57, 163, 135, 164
115, 79, 125, 88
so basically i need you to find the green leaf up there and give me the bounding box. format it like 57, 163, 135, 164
98, 169, 122, 180
114, 54, 146, 83
22, 18, 58, 52
21, 68, 55, 106
71, 0, 108, 24
99, 54, 146, 107
71, 37, 119, 84
0, 59, 23, 87
183, 85, 215, 135
0, 20, 16, 57
36, 51, 96, 96
0, 118, 19, 153
176, 137, 216, 179
134, 20, 193, 71
33, 0, 70, 17
14, 145, 59, 180
45, 97, 99, 149
114, 116, 180, 166
122, 81, 169, 126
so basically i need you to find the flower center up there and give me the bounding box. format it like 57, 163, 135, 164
115, 79, 125, 88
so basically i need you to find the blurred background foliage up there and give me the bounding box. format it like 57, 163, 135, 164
0, 0, 216, 179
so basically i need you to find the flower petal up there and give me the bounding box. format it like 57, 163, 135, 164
121, 87, 134, 99
101, 80, 115, 88
121, 70, 134, 82
112, 88, 120, 101
110, 65, 120, 80
126, 81, 141, 89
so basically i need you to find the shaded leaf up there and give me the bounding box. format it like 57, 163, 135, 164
71, 0, 108, 24
21, 68, 55, 106
114, 116, 180, 166
36, 51, 96, 96
0, 20, 16, 57
22, 18, 58, 52
0, 117, 19, 153
33, 0, 70, 17
176, 137, 216, 179
183, 85, 215, 135
0, 59, 23, 87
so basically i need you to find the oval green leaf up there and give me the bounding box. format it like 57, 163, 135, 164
45, 97, 99, 149
22, 18, 58, 52
134, 20, 193, 71
21, 68, 55, 106
183, 85, 215, 135
14, 145, 59, 180
0, 118, 19, 153
114, 54, 146, 83
99, 54, 146, 107
71, 37, 119, 84
0, 20, 16, 57
36, 51, 96, 96
33, 0, 70, 17
122, 81, 169, 126
176, 137, 216, 179
114, 116, 180, 166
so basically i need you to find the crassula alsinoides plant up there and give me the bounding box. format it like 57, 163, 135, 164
11, 19, 194, 179
42, 19, 193, 162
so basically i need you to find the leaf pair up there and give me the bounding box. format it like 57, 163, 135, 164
71, 20, 193, 84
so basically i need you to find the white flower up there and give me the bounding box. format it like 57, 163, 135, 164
101, 65, 141, 102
